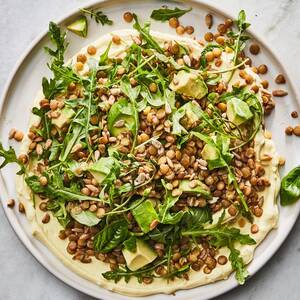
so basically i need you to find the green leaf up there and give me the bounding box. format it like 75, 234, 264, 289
81, 8, 113, 26
131, 200, 158, 233
93, 219, 129, 253
32, 107, 51, 139
280, 166, 300, 205
123, 236, 137, 252
172, 106, 188, 136
25, 175, 102, 202
150, 7, 192, 22
229, 243, 249, 284
70, 210, 100, 226
99, 41, 112, 66
132, 14, 164, 54
0, 142, 25, 175
59, 125, 83, 162
158, 180, 184, 224
182, 207, 212, 229
47, 199, 70, 227
44, 22, 68, 66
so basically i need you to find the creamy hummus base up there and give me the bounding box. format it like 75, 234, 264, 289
16, 30, 280, 296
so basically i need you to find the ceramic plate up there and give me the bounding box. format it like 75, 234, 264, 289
0, 1, 299, 299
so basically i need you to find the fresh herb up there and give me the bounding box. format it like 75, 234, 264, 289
93, 219, 129, 253
70, 210, 101, 226
158, 180, 185, 224
227, 10, 250, 82
123, 236, 137, 252
182, 218, 255, 284
150, 7, 192, 22
25, 174, 102, 202
280, 166, 300, 205
47, 199, 70, 227
81, 8, 113, 25
228, 242, 249, 284
44, 21, 68, 66
133, 14, 164, 54
131, 200, 158, 233
102, 259, 167, 283
0, 142, 25, 175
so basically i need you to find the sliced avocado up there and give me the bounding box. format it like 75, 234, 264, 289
67, 16, 88, 37
52, 107, 75, 129
201, 144, 219, 161
226, 97, 253, 126
169, 70, 208, 99
107, 98, 135, 137
122, 239, 157, 271
88, 157, 116, 184
179, 179, 211, 198
111, 115, 134, 137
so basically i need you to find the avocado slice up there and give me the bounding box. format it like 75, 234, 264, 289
201, 144, 219, 161
67, 16, 88, 37
226, 97, 253, 126
107, 98, 135, 137
122, 239, 157, 271
179, 179, 211, 198
169, 70, 208, 99
88, 157, 118, 184
51, 107, 75, 129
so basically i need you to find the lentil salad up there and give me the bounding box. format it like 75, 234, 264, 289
1, 6, 299, 296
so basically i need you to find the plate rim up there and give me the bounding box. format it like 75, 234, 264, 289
0, 0, 299, 299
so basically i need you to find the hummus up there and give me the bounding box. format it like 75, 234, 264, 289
16, 30, 280, 296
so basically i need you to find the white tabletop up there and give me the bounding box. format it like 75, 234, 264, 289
1, 0, 300, 299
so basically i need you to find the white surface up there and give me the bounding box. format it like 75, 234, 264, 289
0, 0, 300, 299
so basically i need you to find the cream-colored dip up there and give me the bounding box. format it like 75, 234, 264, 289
16, 30, 280, 296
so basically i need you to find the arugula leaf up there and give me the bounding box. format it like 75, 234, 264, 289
123, 236, 137, 252
131, 200, 158, 233
148, 225, 174, 243
81, 8, 113, 25
44, 22, 68, 66
172, 106, 188, 136
102, 259, 167, 283
99, 41, 112, 66
182, 207, 212, 229
59, 125, 83, 162
228, 242, 249, 284
25, 175, 102, 202
0, 142, 25, 175
182, 225, 255, 247
93, 219, 128, 253
120, 78, 140, 150
42, 77, 65, 100
150, 7, 192, 22
32, 107, 51, 139
227, 10, 250, 82
47, 199, 70, 227
182, 220, 255, 284
70, 210, 100, 226
280, 166, 300, 205
132, 14, 164, 54
158, 180, 185, 224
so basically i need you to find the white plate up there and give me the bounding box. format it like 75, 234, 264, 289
0, 1, 299, 299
